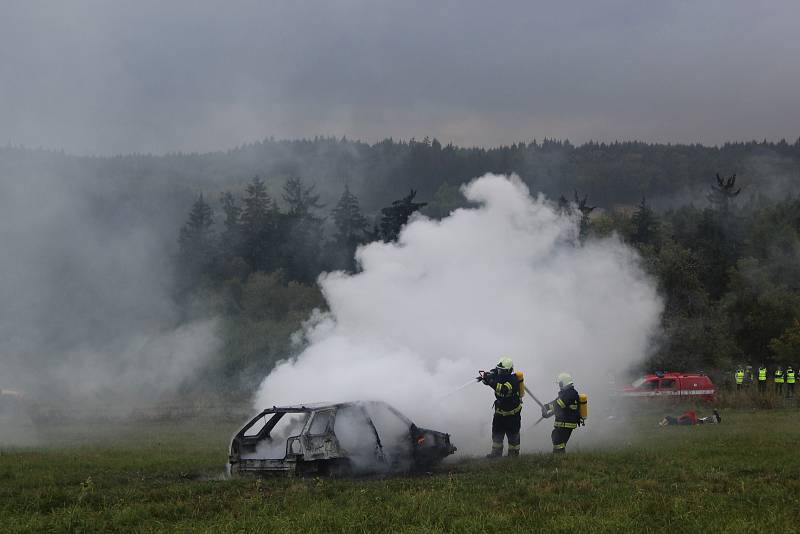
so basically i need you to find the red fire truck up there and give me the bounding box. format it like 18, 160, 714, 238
620, 372, 715, 402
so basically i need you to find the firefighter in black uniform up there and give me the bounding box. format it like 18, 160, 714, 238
542, 372, 581, 453
480, 357, 524, 457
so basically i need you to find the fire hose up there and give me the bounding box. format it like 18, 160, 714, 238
526, 390, 547, 426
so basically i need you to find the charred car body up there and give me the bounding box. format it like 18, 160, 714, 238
229, 401, 456, 476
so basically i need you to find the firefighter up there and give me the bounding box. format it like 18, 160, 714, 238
758, 365, 767, 393
542, 373, 581, 454
786, 365, 796, 398
480, 357, 524, 457
774, 366, 784, 395
735, 367, 745, 391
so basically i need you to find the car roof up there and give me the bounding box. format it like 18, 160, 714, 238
259, 400, 392, 412
643, 372, 709, 379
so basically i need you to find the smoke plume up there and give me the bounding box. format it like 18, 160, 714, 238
255, 174, 662, 454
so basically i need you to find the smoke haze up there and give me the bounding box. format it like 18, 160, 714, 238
255, 174, 663, 454
0, 152, 220, 416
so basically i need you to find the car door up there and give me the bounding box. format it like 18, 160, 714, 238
303, 409, 336, 460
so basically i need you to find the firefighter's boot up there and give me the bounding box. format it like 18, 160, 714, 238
486, 441, 503, 458
507, 433, 521, 457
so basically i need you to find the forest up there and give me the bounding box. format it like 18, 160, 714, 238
163, 137, 800, 393
4, 137, 800, 395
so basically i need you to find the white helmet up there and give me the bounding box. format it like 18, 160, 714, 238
497, 357, 514, 372
557, 372, 573, 389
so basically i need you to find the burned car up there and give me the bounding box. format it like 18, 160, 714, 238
228, 401, 457, 476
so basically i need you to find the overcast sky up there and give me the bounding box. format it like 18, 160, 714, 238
1, 1, 798, 155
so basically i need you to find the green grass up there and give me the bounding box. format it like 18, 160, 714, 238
2, 411, 799, 533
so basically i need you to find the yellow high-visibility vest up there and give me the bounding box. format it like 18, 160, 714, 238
735, 371, 744, 384
787, 370, 796, 384
758, 368, 767, 381
775, 370, 784, 384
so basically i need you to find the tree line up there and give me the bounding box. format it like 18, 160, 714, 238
5, 136, 800, 216
177, 176, 427, 289
178, 166, 800, 393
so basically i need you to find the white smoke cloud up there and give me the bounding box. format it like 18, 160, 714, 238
254, 174, 662, 454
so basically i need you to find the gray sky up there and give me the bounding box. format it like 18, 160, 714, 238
1, 1, 798, 155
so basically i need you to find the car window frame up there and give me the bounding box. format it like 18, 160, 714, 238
307, 409, 335, 436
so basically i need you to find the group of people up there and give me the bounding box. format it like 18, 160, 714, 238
478, 357, 583, 457
734, 365, 796, 396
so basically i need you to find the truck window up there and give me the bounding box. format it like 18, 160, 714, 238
642, 379, 658, 390
660, 379, 676, 389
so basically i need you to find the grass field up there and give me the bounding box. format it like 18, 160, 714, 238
2, 409, 799, 533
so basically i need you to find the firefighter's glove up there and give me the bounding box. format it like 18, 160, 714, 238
541, 405, 550, 419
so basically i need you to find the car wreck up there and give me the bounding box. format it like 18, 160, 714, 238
228, 400, 457, 476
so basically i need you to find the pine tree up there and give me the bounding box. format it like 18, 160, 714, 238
241, 176, 273, 230
219, 191, 243, 253
215, 191, 250, 280
179, 193, 214, 255
240, 176, 276, 271
328, 185, 369, 271
631, 196, 659, 248
177, 193, 215, 291
332, 185, 368, 243
279, 178, 324, 283
282, 177, 324, 217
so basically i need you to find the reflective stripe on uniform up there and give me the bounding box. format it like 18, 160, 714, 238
553, 443, 566, 449
508, 444, 521, 451
556, 398, 566, 408
495, 405, 522, 416
492, 442, 503, 449
568, 404, 578, 410
496, 382, 515, 397
554, 421, 578, 429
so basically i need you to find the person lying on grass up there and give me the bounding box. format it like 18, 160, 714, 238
659, 409, 721, 427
